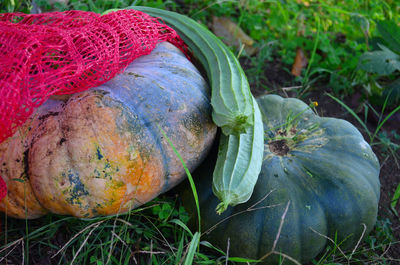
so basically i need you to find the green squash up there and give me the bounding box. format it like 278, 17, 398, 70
182, 94, 380, 264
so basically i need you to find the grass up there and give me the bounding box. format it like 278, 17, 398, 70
0, 0, 32, 13
1, 0, 400, 264
1, 198, 209, 264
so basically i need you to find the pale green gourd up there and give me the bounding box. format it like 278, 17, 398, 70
212, 97, 264, 213
126, 7, 264, 212
130, 6, 255, 135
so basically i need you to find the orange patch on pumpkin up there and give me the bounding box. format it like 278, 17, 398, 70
92, 137, 164, 216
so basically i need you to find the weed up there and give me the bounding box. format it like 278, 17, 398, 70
327, 93, 400, 145
35, 0, 177, 13
244, 40, 277, 92
0, 197, 207, 264
359, 19, 400, 108
0, 0, 32, 13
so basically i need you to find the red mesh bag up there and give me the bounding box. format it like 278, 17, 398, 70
0, 9, 187, 200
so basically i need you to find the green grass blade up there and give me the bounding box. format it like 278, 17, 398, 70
157, 125, 201, 233
372, 104, 400, 142
199, 241, 226, 255
228, 257, 261, 263
391, 183, 400, 217
184, 232, 200, 265
175, 234, 185, 265
326, 93, 372, 141
303, 15, 321, 88
170, 219, 193, 237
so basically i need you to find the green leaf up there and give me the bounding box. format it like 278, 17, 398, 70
359, 44, 400, 75
326, 93, 372, 141
377, 20, 400, 54
228, 257, 261, 263
199, 241, 226, 255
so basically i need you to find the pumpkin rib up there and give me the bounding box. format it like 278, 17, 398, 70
111, 70, 209, 180
126, 43, 211, 101
294, 129, 380, 202
104, 89, 171, 185
263, 157, 328, 261
287, 127, 379, 249
103, 42, 214, 174
89, 90, 171, 213
282, 157, 358, 251
295, 146, 379, 198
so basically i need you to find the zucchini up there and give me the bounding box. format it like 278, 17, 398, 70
212, 97, 264, 214
128, 6, 254, 136
103, 7, 264, 212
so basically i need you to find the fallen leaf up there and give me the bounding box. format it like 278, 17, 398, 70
211, 16, 258, 56
296, 0, 310, 6
291, 47, 308, 76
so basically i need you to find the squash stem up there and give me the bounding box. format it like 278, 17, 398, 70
216, 202, 229, 215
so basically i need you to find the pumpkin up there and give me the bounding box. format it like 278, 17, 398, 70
0, 42, 217, 219
182, 94, 380, 264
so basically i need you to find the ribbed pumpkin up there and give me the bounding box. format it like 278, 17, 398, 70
0, 42, 216, 219
182, 94, 380, 264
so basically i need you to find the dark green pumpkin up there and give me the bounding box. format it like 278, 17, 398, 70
182, 94, 380, 264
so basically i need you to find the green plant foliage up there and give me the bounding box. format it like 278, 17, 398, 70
327, 93, 400, 146
178, 0, 399, 98
0, 197, 215, 264
391, 183, 400, 215
383, 78, 400, 106
359, 44, 400, 75
377, 20, 400, 54
0, 0, 32, 13
366, 218, 395, 252
36, 0, 177, 13
359, 19, 400, 107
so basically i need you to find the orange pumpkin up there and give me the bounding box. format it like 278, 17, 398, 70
0, 42, 216, 218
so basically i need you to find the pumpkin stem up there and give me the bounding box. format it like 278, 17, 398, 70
268, 139, 290, 156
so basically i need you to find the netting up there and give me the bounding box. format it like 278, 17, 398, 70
0, 9, 187, 200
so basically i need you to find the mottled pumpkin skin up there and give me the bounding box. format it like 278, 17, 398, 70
0, 42, 216, 218
183, 95, 380, 264
0, 119, 49, 219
